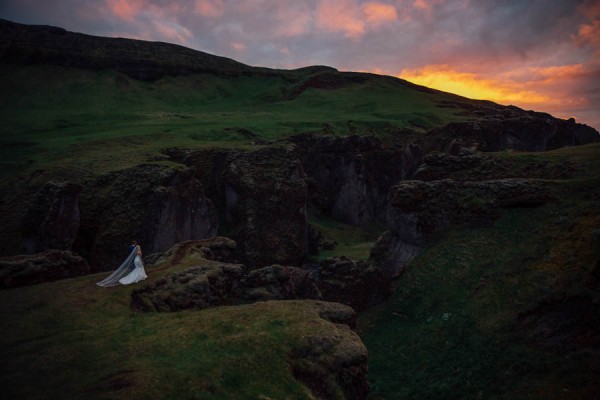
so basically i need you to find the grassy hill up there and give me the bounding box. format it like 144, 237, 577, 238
0, 62, 469, 179
360, 144, 600, 399
0, 248, 365, 400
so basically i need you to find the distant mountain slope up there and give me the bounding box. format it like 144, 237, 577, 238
0, 18, 258, 80
0, 19, 597, 179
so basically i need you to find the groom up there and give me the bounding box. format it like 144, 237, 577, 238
129, 240, 138, 254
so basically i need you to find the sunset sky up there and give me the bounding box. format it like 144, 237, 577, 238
1, 0, 599, 130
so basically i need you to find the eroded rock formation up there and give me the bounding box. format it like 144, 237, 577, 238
21, 181, 82, 254
0, 250, 90, 288
290, 302, 369, 400
75, 164, 218, 271
291, 134, 423, 226
372, 178, 551, 277
223, 146, 308, 267
132, 238, 390, 314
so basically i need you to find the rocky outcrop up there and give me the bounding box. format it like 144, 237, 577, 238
0, 250, 90, 288
413, 150, 583, 182
21, 181, 82, 254
223, 146, 308, 267
290, 302, 368, 400
372, 179, 551, 277
132, 263, 246, 311
428, 112, 599, 152
318, 256, 391, 311
291, 134, 422, 226
132, 238, 391, 313
75, 164, 218, 271
240, 265, 321, 302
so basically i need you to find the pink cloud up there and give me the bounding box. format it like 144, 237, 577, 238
231, 42, 245, 51
194, 0, 224, 18
363, 2, 398, 25
106, 0, 144, 21
152, 20, 193, 44
316, 0, 365, 38
275, 3, 312, 37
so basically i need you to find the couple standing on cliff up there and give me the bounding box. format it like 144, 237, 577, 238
96, 240, 148, 287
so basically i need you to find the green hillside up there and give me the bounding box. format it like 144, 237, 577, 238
0, 63, 468, 178
360, 144, 600, 399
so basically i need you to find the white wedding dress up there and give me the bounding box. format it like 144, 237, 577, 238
96, 246, 148, 287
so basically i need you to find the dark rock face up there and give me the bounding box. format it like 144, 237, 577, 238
75, 164, 218, 272
318, 256, 391, 311
21, 181, 82, 254
517, 296, 600, 352
428, 113, 599, 152
0, 250, 90, 288
291, 134, 423, 226
240, 265, 321, 302
291, 303, 368, 400
223, 147, 308, 267
372, 178, 551, 277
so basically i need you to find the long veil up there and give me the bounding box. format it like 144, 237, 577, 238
96, 249, 137, 287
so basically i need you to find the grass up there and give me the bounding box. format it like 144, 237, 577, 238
0, 64, 468, 179
358, 144, 600, 399
308, 211, 383, 261
0, 258, 357, 400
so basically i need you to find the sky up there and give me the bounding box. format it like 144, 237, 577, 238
1, 0, 599, 130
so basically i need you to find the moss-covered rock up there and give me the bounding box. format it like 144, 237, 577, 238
21, 181, 82, 254
224, 146, 308, 267
372, 178, 551, 277
75, 164, 218, 271
0, 250, 89, 288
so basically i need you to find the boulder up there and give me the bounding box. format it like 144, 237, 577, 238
0, 250, 90, 289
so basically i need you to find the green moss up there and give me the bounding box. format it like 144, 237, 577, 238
0, 64, 469, 179
359, 190, 600, 399
0, 261, 358, 399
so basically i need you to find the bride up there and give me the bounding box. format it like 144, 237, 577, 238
96, 240, 148, 287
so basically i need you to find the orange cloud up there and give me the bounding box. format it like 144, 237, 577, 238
576, 19, 600, 53
106, 0, 144, 21
316, 0, 365, 38
397, 63, 596, 124
194, 0, 224, 18
399, 64, 552, 105
363, 2, 398, 24
316, 0, 398, 38
412, 0, 445, 11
